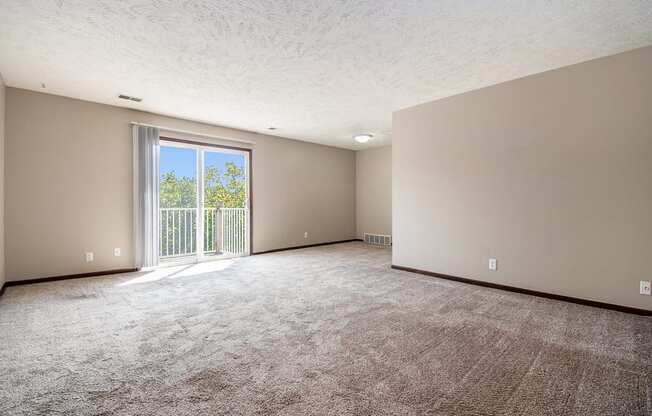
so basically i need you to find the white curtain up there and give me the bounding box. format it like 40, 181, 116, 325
133, 125, 160, 268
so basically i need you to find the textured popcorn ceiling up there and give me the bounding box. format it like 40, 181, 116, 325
1, 1, 651, 149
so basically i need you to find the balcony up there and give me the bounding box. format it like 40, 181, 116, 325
159, 207, 248, 259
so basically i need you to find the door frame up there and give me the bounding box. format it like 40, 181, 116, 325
160, 136, 253, 259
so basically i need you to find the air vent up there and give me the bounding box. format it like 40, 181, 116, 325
118, 94, 142, 102
364, 233, 392, 247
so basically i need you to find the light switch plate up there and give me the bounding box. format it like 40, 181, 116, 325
114, 248, 121, 257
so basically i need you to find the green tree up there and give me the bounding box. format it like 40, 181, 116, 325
204, 162, 246, 208
159, 161, 246, 209
159, 172, 197, 208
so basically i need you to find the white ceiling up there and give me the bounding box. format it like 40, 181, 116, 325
1, 1, 651, 149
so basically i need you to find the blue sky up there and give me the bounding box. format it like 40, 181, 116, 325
160, 146, 245, 179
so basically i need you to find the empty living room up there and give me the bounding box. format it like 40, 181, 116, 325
1, 2, 651, 415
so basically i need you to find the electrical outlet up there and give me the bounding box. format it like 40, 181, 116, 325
114, 248, 121, 257
304, 232, 308, 239
488, 258, 498, 271
85, 252, 94, 262
640, 281, 651, 296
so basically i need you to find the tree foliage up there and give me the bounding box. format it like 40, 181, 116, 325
160, 161, 246, 208
204, 162, 246, 208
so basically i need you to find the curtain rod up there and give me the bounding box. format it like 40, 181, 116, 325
130, 121, 255, 145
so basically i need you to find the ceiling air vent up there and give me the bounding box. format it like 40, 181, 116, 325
364, 233, 392, 247
118, 94, 142, 102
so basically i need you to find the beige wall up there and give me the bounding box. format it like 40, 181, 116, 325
5, 88, 355, 281
0, 74, 5, 287
393, 46, 652, 311
355, 146, 392, 239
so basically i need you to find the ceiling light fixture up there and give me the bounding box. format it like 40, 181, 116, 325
354, 133, 373, 143
268, 127, 277, 131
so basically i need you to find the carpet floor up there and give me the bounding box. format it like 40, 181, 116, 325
0, 242, 650, 415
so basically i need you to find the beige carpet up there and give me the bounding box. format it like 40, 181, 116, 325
0, 242, 650, 415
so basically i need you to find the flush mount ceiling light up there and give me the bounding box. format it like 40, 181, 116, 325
353, 133, 373, 143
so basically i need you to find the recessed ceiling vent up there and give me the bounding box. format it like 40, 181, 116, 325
364, 233, 392, 247
118, 94, 142, 102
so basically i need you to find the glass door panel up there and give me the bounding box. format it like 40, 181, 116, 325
203, 149, 249, 257
159, 145, 198, 260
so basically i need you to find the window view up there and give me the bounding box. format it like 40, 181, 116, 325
203, 151, 246, 209
159, 144, 248, 260
160, 146, 197, 258
203, 151, 247, 255
160, 146, 198, 209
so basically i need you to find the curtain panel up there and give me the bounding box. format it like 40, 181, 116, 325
133, 125, 160, 268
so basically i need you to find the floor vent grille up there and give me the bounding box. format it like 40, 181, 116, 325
364, 233, 392, 247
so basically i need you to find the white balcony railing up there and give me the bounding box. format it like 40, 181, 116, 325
221, 208, 248, 255
159, 207, 248, 259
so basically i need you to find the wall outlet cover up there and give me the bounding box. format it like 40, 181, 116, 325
114, 248, 121, 257
488, 258, 498, 271
640, 281, 651, 296
85, 252, 94, 262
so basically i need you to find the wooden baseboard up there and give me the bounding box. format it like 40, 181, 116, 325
0, 283, 5, 298
391, 265, 652, 316
253, 239, 362, 255
4, 268, 139, 287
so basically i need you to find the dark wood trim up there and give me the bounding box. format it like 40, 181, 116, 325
4, 268, 139, 287
253, 239, 362, 255
160, 136, 252, 153
0, 283, 6, 298
391, 265, 652, 316
160, 136, 254, 255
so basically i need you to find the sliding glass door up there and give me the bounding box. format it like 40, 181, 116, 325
160, 145, 197, 259
159, 140, 250, 262
203, 148, 249, 256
